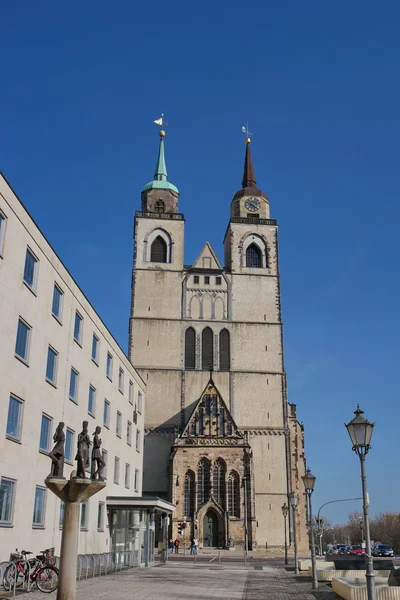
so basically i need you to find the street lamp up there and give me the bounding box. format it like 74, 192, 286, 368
345, 405, 376, 600
302, 468, 318, 590
281, 502, 289, 565
289, 492, 299, 574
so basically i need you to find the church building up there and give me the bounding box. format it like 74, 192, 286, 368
129, 130, 308, 550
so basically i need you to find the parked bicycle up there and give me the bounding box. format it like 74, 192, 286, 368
3, 548, 59, 593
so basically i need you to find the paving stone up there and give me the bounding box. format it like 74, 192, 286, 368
14, 563, 336, 600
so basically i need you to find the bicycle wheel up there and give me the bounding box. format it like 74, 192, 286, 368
3, 563, 25, 590
36, 566, 59, 593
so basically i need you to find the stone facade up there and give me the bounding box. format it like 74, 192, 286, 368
129, 135, 308, 550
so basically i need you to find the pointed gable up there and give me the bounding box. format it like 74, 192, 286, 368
191, 242, 222, 271
182, 378, 243, 439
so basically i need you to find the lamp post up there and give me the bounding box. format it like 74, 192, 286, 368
302, 468, 318, 590
345, 405, 376, 600
281, 502, 289, 565
290, 492, 299, 574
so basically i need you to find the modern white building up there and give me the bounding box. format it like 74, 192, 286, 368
0, 173, 153, 560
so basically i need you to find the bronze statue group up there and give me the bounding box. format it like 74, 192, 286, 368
48, 421, 105, 480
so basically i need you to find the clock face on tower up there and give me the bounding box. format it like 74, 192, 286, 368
244, 197, 261, 212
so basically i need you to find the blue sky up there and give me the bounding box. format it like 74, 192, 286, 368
2, 1, 400, 524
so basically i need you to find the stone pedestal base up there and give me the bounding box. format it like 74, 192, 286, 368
45, 476, 106, 600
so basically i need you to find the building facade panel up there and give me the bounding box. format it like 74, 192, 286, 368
0, 175, 145, 558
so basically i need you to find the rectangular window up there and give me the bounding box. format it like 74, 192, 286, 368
103, 399, 110, 428
91, 334, 99, 364
97, 502, 105, 531
80, 500, 89, 530
106, 353, 113, 380
116, 411, 122, 438
128, 380, 133, 405
59, 501, 64, 529
136, 429, 141, 453
125, 463, 130, 489
52, 284, 63, 322
45, 346, 58, 386
134, 470, 139, 493
118, 368, 124, 393
194, 275, 199, 284
32, 486, 46, 527
88, 385, 96, 416
6, 395, 24, 441
138, 391, 143, 414
0, 211, 7, 256
204, 276, 210, 284
73, 311, 83, 345
39, 414, 52, 452
216, 276, 222, 285
0, 478, 15, 524
202, 257, 211, 269
102, 449, 108, 479
114, 457, 120, 484
65, 428, 74, 463
15, 317, 31, 364
23, 247, 39, 291
127, 421, 132, 446
69, 368, 79, 403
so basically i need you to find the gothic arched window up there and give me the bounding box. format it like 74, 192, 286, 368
197, 459, 210, 507
150, 235, 167, 263
184, 471, 195, 517
155, 199, 165, 213
246, 243, 262, 268
213, 459, 226, 508
202, 327, 213, 370
185, 327, 196, 369
227, 472, 240, 517
219, 329, 230, 371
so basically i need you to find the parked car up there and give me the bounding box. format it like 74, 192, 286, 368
339, 545, 350, 554
336, 545, 348, 554
372, 544, 394, 557
349, 545, 365, 555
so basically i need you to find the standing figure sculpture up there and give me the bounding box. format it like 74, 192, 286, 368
48, 422, 65, 478
75, 421, 91, 479
91, 426, 105, 480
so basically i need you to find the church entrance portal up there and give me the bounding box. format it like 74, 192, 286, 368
203, 510, 219, 547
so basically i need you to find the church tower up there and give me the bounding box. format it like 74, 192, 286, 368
129, 132, 308, 550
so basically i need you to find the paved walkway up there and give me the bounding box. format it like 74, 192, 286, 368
15, 564, 336, 600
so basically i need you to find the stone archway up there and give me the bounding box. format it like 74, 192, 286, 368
203, 510, 219, 547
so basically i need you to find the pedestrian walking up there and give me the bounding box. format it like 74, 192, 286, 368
174, 538, 180, 554
193, 537, 198, 555
168, 538, 174, 554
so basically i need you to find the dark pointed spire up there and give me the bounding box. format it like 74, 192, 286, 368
242, 138, 256, 188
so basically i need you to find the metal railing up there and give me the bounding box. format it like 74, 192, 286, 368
76, 551, 135, 580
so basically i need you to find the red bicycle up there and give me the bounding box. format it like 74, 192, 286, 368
3, 549, 59, 593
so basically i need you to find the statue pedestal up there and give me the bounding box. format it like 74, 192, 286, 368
45, 476, 106, 600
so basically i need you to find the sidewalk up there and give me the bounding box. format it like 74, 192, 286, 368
12, 563, 335, 600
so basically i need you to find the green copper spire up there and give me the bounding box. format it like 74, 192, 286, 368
154, 131, 168, 181
142, 130, 179, 194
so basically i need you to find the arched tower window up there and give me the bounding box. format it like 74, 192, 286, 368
197, 459, 210, 507
227, 472, 240, 517
219, 329, 230, 371
150, 236, 167, 263
202, 327, 213, 370
246, 243, 262, 268
184, 471, 195, 517
185, 328, 195, 369
155, 199, 165, 213
212, 459, 226, 508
